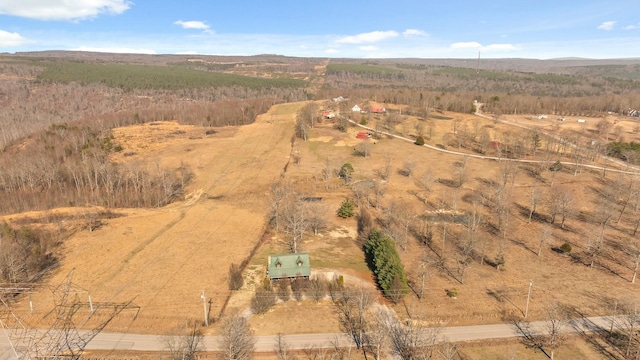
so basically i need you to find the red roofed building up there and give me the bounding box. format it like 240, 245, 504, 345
371, 106, 386, 113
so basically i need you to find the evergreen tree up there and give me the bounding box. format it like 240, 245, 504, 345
337, 198, 356, 218
364, 230, 408, 301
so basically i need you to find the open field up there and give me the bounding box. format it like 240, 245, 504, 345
4, 101, 306, 333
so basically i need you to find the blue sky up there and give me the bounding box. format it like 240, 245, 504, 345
0, 0, 639, 59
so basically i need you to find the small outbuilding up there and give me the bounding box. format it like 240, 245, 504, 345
352, 105, 361, 112
322, 111, 336, 119
267, 253, 311, 281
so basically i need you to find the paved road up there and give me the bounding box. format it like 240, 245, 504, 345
0, 316, 616, 358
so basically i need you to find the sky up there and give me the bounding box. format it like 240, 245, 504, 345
0, 0, 639, 59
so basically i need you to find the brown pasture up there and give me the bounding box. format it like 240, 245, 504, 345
3, 101, 639, 358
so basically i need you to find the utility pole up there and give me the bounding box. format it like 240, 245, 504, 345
201, 290, 208, 327
610, 301, 617, 332
524, 280, 533, 318
88, 293, 94, 313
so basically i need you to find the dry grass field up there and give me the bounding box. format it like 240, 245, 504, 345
5, 101, 306, 333
2, 99, 639, 360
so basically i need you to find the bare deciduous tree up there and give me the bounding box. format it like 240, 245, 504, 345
332, 285, 374, 356
549, 186, 575, 229
529, 187, 540, 223
281, 197, 308, 253
271, 181, 292, 231
274, 333, 296, 360
538, 226, 552, 257
617, 302, 640, 359
380, 310, 440, 360
306, 202, 327, 236
541, 303, 567, 360
251, 285, 277, 314
162, 323, 204, 360
355, 139, 371, 158
400, 158, 415, 177
219, 314, 255, 360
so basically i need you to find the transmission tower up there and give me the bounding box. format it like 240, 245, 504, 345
0, 270, 139, 359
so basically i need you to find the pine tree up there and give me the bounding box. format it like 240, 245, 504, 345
337, 198, 356, 218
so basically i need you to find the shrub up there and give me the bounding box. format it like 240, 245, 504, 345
549, 161, 563, 172
559, 242, 572, 254
337, 198, 356, 218
251, 287, 276, 314
360, 116, 367, 125
291, 278, 308, 302
446, 288, 459, 298
275, 280, 290, 302
307, 277, 328, 302
415, 135, 425, 146
228, 263, 244, 291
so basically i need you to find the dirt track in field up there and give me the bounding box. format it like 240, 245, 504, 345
15, 102, 305, 333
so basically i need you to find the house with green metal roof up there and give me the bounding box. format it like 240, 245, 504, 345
267, 253, 310, 280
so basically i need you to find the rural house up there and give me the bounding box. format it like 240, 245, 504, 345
267, 253, 311, 280
370, 106, 386, 114
351, 105, 361, 112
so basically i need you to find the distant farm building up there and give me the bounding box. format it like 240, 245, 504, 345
356, 131, 372, 139
322, 111, 335, 119
267, 253, 311, 280
333, 96, 347, 102
489, 141, 502, 149
352, 105, 362, 112
370, 106, 386, 114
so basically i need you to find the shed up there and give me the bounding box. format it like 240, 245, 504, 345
352, 105, 361, 112
322, 111, 335, 119
356, 131, 371, 139
267, 253, 311, 280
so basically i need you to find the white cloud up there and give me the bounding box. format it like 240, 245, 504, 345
624, 23, 640, 30
450, 41, 482, 49
174, 20, 212, 33
403, 29, 428, 37
71, 46, 156, 54
0, 0, 131, 21
0, 29, 29, 46
359, 45, 377, 51
597, 21, 616, 31
325, 48, 339, 54
335, 30, 398, 44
